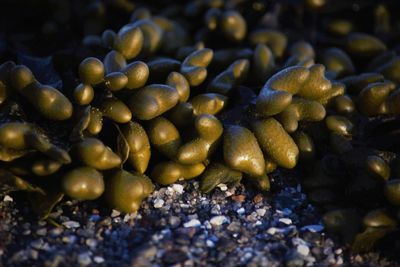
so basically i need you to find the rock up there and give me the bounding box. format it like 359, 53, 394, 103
256, 208, 266, 217
279, 218, 292, 225
297, 244, 310, 256
111, 209, 121, 217
62, 221, 80, 228
169, 216, 181, 228
253, 194, 263, 203
77, 252, 92, 266
183, 219, 201, 228
172, 184, 184, 194
3, 195, 13, 202
210, 216, 229, 226
217, 184, 228, 191
154, 199, 164, 208
236, 207, 245, 215
93, 256, 105, 263
36, 228, 47, 236
232, 194, 246, 202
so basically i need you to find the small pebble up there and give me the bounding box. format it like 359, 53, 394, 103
62, 235, 77, 243
36, 228, 47, 236
279, 218, 292, 225
183, 219, 201, 228
154, 199, 165, 208
93, 256, 105, 264
172, 184, 184, 194
111, 210, 121, 217
236, 207, 245, 215
86, 238, 97, 249
210, 216, 229, 226
77, 252, 92, 266
206, 240, 215, 247
297, 245, 310, 256
217, 184, 228, 191
232, 195, 246, 202
3, 195, 13, 202
62, 221, 80, 228
256, 208, 266, 217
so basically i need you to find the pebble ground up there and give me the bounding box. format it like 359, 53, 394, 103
0, 170, 397, 267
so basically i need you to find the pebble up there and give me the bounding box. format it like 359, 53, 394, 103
335, 248, 342, 254
297, 244, 310, 256
256, 208, 266, 217
36, 228, 47, 236
183, 219, 201, 228
206, 240, 215, 247
279, 218, 292, 225
169, 216, 181, 228
301, 225, 324, 232
210, 216, 229, 226
29, 249, 39, 260
217, 184, 228, 191
93, 256, 105, 263
172, 184, 184, 194
0, 175, 385, 267
62, 235, 77, 244
154, 199, 165, 208
253, 194, 263, 203
86, 238, 97, 249
49, 227, 63, 237
62, 221, 80, 228
232, 195, 246, 202
3, 195, 13, 202
111, 210, 121, 217
236, 207, 245, 215
77, 252, 92, 266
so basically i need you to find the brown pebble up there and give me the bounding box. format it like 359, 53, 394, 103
231, 195, 246, 202
253, 194, 263, 203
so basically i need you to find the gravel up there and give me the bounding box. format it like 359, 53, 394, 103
0, 170, 398, 266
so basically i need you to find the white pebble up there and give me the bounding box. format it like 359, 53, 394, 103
172, 184, 184, 194
210, 216, 229, 226
62, 221, 80, 228
217, 183, 228, 191
184, 219, 201, 228
111, 209, 121, 217
279, 218, 292, 225
3, 195, 13, 202
256, 208, 266, 217
153, 199, 164, 208
236, 207, 245, 215
225, 191, 233, 197
204, 220, 212, 229
93, 256, 105, 264
335, 248, 342, 254
297, 244, 310, 256
206, 240, 215, 247
267, 227, 277, 235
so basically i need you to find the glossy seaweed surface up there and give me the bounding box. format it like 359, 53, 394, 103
1, 0, 400, 253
